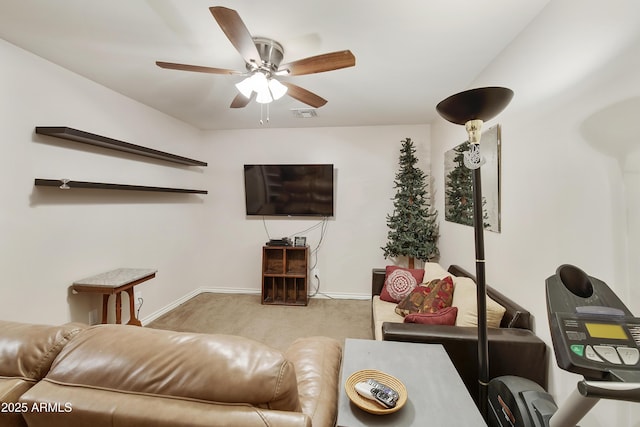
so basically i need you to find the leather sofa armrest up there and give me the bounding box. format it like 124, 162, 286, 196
372, 268, 386, 296
285, 336, 342, 427
382, 323, 548, 404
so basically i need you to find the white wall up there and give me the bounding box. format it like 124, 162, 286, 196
432, 1, 640, 426
1, 37, 432, 325
200, 125, 431, 298
0, 38, 207, 325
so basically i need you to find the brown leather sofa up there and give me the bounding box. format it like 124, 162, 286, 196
372, 265, 549, 405
1, 321, 342, 427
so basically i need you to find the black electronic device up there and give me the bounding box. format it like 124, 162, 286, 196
244, 164, 334, 217
266, 237, 292, 246
546, 264, 640, 383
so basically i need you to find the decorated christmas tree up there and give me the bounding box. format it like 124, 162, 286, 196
382, 138, 439, 268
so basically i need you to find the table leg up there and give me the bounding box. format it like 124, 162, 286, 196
101, 295, 110, 324
115, 292, 122, 324
126, 287, 142, 326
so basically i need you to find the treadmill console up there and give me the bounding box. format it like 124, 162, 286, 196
546, 264, 640, 382
552, 312, 640, 378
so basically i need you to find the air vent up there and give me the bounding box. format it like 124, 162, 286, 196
291, 108, 318, 119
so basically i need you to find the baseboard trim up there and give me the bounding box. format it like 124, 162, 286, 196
141, 287, 370, 325
140, 288, 200, 325
310, 292, 371, 300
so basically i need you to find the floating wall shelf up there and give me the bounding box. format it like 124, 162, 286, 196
34, 179, 208, 194
35, 127, 208, 167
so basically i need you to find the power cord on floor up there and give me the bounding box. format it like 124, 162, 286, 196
309, 273, 335, 299
309, 273, 320, 297
136, 297, 144, 319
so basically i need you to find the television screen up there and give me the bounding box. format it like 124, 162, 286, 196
244, 164, 334, 217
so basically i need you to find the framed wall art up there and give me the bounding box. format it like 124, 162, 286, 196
444, 124, 501, 233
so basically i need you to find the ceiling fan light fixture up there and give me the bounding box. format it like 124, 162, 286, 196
236, 72, 287, 104
235, 77, 254, 98
268, 78, 288, 100
255, 91, 273, 104
255, 89, 273, 104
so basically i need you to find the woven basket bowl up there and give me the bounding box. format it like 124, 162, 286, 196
344, 369, 408, 415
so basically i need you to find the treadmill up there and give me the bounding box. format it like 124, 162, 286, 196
488, 264, 640, 427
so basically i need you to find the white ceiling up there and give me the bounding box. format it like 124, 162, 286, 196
0, 0, 550, 130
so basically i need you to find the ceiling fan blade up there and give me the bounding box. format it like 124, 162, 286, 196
281, 82, 328, 108
209, 6, 261, 66
156, 61, 242, 75
279, 50, 355, 76
230, 93, 253, 108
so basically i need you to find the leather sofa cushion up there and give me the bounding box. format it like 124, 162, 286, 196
44, 325, 302, 412
0, 320, 85, 381
372, 296, 404, 340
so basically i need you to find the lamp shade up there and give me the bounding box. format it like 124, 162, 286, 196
255, 89, 273, 104
268, 78, 288, 100
235, 77, 254, 98
436, 87, 514, 125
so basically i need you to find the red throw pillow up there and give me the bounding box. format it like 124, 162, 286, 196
404, 307, 458, 325
380, 266, 424, 303
395, 276, 454, 316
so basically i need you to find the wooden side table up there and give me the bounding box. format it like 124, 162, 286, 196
72, 268, 157, 326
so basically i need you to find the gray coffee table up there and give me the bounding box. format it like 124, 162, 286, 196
337, 339, 486, 426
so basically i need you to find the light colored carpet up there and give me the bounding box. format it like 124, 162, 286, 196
147, 293, 373, 351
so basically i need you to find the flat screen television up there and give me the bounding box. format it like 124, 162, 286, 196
244, 164, 334, 217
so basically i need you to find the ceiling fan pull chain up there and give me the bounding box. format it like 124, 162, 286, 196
258, 103, 271, 125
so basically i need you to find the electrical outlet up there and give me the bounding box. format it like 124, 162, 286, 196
88, 309, 98, 325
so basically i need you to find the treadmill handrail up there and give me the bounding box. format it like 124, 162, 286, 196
578, 380, 640, 402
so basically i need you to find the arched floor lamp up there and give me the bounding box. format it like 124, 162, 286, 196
436, 87, 514, 419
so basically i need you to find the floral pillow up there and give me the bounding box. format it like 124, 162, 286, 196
395, 276, 454, 316
380, 266, 424, 303
404, 307, 458, 325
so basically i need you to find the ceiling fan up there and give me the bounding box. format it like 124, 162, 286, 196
156, 6, 356, 109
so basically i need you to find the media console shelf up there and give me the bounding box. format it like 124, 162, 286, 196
34, 179, 207, 194
262, 245, 308, 306
35, 127, 207, 167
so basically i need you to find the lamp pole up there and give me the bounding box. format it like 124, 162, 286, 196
472, 156, 489, 415
436, 87, 513, 419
